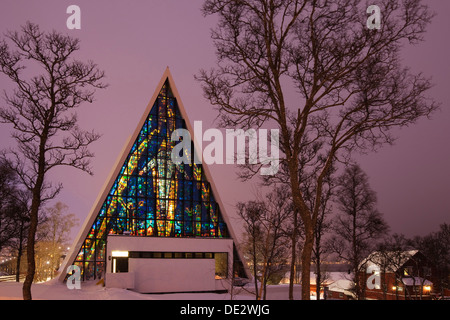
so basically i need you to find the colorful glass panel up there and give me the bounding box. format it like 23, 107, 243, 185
72, 80, 230, 280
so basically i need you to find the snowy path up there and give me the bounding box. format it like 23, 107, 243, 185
0, 280, 301, 300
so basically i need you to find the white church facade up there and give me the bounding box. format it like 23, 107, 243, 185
58, 68, 249, 293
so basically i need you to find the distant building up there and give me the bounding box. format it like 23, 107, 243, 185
309, 271, 355, 300
58, 68, 250, 293
358, 250, 435, 300
308, 251, 438, 300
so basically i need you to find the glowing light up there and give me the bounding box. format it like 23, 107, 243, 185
111, 251, 129, 257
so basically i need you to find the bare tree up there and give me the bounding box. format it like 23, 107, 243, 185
308, 166, 335, 300
0, 158, 31, 282
37, 202, 79, 280
197, 0, 437, 299
8, 188, 31, 283
413, 224, 450, 298
257, 187, 291, 300
1, 159, 40, 282
0, 22, 106, 299
329, 163, 389, 299
237, 186, 291, 300
0, 158, 22, 251
237, 200, 263, 299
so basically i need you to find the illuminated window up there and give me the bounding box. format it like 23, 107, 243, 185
404, 266, 413, 276
215, 253, 228, 279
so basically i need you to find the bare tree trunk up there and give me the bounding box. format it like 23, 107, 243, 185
15, 220, 24, 282
252, 236, 259, 300
288, 208, 298, 300
23, 136, 46, 300
23, 196, 40, 300
315, 260, 321, 300
301, 227, 314, 300
258, 231, 272, 300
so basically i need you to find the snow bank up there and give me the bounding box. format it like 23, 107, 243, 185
0, 281, 301, 300
0, 280, 151, 300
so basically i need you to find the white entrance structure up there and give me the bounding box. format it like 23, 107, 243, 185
106, 236, 234, 293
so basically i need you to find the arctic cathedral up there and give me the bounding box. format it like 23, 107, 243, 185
59, 68, 249, 293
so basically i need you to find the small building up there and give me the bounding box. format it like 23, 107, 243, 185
359, 250, 435, 300
326, 278, 355, 300
58, 68, 250, 293
309, 271, 355, 300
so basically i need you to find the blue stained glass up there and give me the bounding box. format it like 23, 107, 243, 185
176, 164, 184, 180
149, 135, 158, 156
137, 198, 146, 218
184, 164, 193, 180
148, 115, 157, 132
193, 182, 201, 201
174, 220, 183, 236
127, 176, 136, 197
150, 100, 158, 115
137, 177, 146, 196
130, 141, 138, 156
158, 117, 167, 137
147, 176, 154, 197
175, 200, 183, 220
202, 201, 209, 221
137, 152, 148, 174
176, 179, 184, 200
117, 199, 127, 218
184, 180, 192, 201
100, 202, 107, 217
175, 118, 184, 129
146, 197, 155, 220
175, 102, 182, 119
110, 179, 118, 196
138, 126, 147, 145
201, 221, 209, 237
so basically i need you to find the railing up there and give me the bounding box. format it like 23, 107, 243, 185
0, 275, 26, 282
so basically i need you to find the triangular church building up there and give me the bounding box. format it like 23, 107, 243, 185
59, 68, 249, 293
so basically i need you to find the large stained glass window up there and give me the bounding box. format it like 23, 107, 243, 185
73, 80, 230, 280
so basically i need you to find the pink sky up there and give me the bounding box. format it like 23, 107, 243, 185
0, 1, 449, 241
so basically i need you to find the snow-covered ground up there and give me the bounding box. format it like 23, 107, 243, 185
0, 279, 302, 300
